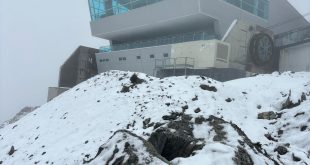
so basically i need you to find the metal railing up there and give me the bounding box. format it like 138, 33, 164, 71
275, 26, 310, 48
100, 32, 218, 52
154, 57, 195, 76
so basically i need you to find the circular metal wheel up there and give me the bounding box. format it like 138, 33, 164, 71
249, 33, 274, 66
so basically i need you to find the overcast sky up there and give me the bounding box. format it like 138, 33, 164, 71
0, 0, 309, 124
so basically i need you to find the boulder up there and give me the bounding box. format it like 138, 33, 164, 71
257, 111, 277, 120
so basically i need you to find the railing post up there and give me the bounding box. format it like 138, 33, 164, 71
185, 57, 188, 76
173, 58, 176, 76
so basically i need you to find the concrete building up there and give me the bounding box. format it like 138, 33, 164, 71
47, 46, 99, 101
58, 46, 99, 88
88, 0, 309, 80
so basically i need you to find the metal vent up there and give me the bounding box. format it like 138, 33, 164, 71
217, 43, 229, 61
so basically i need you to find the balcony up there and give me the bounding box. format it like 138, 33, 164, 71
99, 31, 218, 52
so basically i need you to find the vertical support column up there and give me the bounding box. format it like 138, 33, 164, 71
254, 0, 259, 16
105, 0, 114, 16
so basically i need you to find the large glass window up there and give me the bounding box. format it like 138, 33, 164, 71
88, 0, 164, 21
99, 31, 219, 52
223, 0, 269, 19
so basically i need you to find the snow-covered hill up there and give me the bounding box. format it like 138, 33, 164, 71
0, 106, 38, 129
0, 71, 309, 165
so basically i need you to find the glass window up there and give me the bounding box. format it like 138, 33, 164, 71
137, 56, 141, 59
150, 54, 155, 59
224, 0, 269, 19
88, 0, 164, 21
163, 53, 169, 57
119, 57, 123, 61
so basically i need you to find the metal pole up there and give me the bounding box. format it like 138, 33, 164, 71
173, 58, 176, 76
185, 57, 187, 76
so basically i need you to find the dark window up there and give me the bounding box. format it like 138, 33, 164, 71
119, 57, 123, 61
163, 53, 169, 57
137, 56, 141, 59
100, 59, 104, 62
150, 54, 155, 59
106, 59, 109, 62
123, 57, 126, 61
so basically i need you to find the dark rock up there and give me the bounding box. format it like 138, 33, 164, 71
154, 123, 164, 129
292, 153, 301, 161
181, 114, 193, 122
294, 112, 305, 117
281, 91, 306, 110
120, 86, 130, 93
8, 146, 16, 156
0, 161, 2, 164
257, 105, 262, 109
162, 112, 181, 121
225, 98, 232, 102
165, 103, 171, 107
143, 118, 154, 129
42, 152, 46, 155
182, 105, 189, 112
143, 118, 151, 126
84, 130, 170, 164
84, 140, 89, 144
277, 129, 284, 135
130, 74, 144, 84
265, 134, 278, 142
149, 114, 203, 161
208, 117, 227, 142
257, 111, 277, 120
149, 128, 196, 161
194, 108, 201, 113
195, 116, 206, 124
200, 84, 217, 92
274, 146, 288, 155
300, 125, 307, 131
192, 95, 198, 101
233, 146, 254, 165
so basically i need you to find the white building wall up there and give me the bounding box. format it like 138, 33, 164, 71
171, 40, 230, 68
279, 42, 310, 72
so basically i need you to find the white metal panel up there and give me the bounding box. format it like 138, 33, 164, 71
279, 42, 310, 72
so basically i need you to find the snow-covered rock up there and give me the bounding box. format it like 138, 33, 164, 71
0, 70, 309, 165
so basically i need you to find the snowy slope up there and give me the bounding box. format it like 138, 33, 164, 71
0, 71, 309, 165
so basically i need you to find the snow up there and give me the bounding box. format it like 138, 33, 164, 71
0, 70, 310, 164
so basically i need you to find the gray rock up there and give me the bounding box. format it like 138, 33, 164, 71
257, 111, 277, 120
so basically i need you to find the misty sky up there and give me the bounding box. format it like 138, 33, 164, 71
0, 0, 309, 123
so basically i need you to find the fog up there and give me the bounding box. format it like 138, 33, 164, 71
0, 0, 107, 123
0, 0, 309, 123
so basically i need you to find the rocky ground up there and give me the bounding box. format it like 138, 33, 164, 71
0, 71, 309, 165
